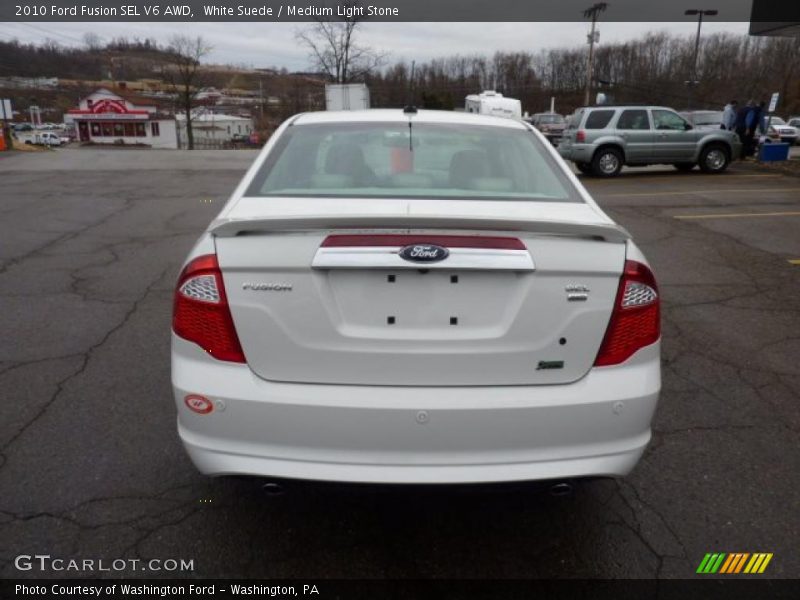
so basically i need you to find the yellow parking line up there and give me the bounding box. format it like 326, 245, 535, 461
789, 259, 800, 265
605, 188, 800, 198
674, 211, 800, 220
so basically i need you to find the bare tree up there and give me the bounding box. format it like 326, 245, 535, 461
83, 33, 102, 51
296, 1, 385, 83
165, 35, 212, 150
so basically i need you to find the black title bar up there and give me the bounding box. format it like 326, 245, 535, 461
3, 0, 800, 22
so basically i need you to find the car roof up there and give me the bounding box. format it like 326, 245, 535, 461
292, 109, 528, 130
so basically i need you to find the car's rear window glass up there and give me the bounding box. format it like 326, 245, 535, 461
537, 115, 565, 124
246, 122, 581, 202
584, 110, 615, 129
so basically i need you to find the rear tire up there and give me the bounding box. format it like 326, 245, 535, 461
591, 147, 623, 177
576, 162, 592, 175
699, 144, 730, 173
674, 162, 695, 172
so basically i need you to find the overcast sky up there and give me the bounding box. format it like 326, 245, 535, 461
0, 21, 750, 70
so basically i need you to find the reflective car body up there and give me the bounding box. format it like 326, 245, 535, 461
766, 117, 798, 145
559, 105, 741, 176
171, 110, 661, 484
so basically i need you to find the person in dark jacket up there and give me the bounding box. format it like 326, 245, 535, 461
744, 100, 766, 157
734, 100, 753, 160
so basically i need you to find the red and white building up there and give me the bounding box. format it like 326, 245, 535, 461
66, 89, 177, 148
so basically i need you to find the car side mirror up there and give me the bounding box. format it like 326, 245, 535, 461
684, 123, 693, 130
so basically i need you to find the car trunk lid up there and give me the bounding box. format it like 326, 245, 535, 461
213, 198, 628, 386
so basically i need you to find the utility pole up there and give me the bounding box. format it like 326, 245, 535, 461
259, 78, 264, 120
684, 9, 718, 110
583, 3, 607, 107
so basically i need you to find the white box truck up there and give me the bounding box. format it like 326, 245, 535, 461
325, 84, 370, 111
465, 91, 522, 120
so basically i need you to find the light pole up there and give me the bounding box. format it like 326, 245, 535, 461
583, 3, 608, 107
684, 8, 717, 110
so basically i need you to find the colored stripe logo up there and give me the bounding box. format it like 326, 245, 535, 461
697, 553, 773, 574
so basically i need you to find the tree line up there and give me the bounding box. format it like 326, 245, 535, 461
1, 29, 798, 119
365, 32, 800, 115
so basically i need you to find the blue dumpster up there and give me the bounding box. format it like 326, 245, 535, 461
758, 142, 790, 162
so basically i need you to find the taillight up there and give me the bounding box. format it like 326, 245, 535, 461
173, 254, 246, 363
576, 130, 586, 143
594, 260, 660, 367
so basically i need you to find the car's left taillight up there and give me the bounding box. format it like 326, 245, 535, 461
172, 254, 246, 363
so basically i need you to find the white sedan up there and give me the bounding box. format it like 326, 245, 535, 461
171, 109, 661, 485
766, 117, 798, 145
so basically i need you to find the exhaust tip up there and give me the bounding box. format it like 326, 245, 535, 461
549, 482, 574, 497
261, 482, 285, 496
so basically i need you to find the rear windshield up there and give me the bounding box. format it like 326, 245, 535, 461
246, 122, 580, 202
536, 114, 565, 124
584, 110, 615, 129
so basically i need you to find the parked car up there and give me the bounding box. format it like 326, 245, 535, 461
680, 110, 724, 130
18, 131, 62, 146
559, 105, 741, 176
787, 116, 800, 129
763, 116, 798, 145
529, 112, 567, 145
13, 123, 33, 132
171, 109, 661, 485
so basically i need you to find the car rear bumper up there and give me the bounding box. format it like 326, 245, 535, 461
172, 335, 660, 484
558, 143, 593, 163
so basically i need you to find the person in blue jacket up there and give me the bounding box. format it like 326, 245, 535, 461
734, 100, 753, 159
744, 100, 765, 157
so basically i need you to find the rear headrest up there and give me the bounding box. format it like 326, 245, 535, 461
449, 149, 490, 188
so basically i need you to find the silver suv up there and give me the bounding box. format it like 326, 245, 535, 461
559, 106, 742, 177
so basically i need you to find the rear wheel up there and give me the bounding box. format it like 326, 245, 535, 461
673, 162, 695, 172
576, 162, 592, 175
699, 144, 730, 173
591, 147, 623, 177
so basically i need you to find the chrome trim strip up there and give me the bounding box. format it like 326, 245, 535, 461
311, 246, 535, 271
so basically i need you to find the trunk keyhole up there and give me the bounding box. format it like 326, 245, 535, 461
450, 317, 458, 326
559, 337, 567, 345
387, 316, 396, 325
451, 275, 459, 284
387, 275, 396, 283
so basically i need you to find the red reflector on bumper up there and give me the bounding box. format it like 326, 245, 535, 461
185, 395, 214, 415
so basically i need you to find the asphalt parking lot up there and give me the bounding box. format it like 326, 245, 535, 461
1, 147, 798, 579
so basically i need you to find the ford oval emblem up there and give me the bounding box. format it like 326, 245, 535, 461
399, 244, 449, 263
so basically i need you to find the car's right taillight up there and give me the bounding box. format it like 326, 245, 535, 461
594, 260, 660, 367
576, 130, 586, 143
173, 254, 246, 363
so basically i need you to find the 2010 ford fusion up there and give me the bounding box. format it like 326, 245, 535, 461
171, 109, 661, 484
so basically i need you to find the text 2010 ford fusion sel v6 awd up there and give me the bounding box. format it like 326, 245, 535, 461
171, 109, 661, 484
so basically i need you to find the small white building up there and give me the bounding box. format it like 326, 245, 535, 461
175, 110, 255, 146
66, 88, 177, 149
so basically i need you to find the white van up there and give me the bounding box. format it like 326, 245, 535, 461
465, 91, 522, 120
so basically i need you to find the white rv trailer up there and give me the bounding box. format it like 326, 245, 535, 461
464, 91, 522, 120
